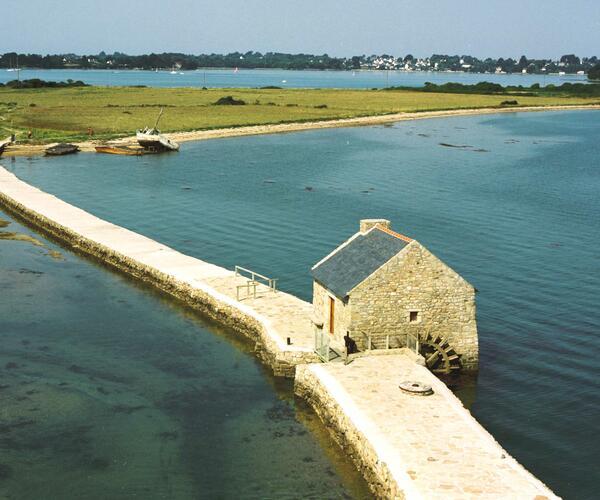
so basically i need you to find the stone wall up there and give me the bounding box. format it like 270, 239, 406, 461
294, 364, 405, 499
350, 241, 479, 370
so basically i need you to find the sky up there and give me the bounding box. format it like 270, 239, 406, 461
3, 0, 599, 58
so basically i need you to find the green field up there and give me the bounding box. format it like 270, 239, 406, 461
1, 86, 599, 143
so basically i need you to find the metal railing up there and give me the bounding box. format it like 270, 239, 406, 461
234, 265, 278, 301
359, 331, 420, 355
315, 329, 330, 362
236, 280, 259, 301
406, 332, 419, 354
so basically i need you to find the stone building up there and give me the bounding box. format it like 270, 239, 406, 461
311, 219, 478, 372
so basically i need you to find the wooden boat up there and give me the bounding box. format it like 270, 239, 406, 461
136, 108, 180, 152
45, 143, 79, 156
95, 145, 146, 156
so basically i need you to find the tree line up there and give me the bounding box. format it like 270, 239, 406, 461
0, 51, 598, 76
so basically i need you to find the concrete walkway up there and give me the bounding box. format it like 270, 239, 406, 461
296, 354, 559, 499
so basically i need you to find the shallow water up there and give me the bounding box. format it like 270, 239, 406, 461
4, 109, 600, 499
0, 213, 370, 498
0, 67, 589, 89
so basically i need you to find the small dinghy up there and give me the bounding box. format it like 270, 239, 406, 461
95, 145, 146, 156
45, 143, 79, 156
136, 108, 179, 152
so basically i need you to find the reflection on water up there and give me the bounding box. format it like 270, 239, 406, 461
0, 213, 369, 499
3, 109, 600, 499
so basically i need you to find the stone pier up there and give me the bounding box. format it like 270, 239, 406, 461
0, 167, 317, 377
0, 166, 559, 499
295, 354, 558, 499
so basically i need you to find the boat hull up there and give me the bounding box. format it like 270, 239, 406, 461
95, 145, 145, 156
136, 133, 179, 151
45, 143, 79, 156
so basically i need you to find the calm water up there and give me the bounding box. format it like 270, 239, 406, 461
0, 213, 370, 498
0, 68, 589, 88
3, 109, 600, 499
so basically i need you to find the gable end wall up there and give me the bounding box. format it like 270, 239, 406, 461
350, 241, 479, 370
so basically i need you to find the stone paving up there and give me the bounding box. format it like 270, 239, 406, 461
204, 275, 316, 350
297, 355, 559, 499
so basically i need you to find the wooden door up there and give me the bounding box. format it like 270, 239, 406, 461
329, 297, 335, 334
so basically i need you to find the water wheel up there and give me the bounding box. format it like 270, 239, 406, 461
419, 333, 461, 374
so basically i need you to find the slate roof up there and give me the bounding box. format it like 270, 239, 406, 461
311, 226, 412, 300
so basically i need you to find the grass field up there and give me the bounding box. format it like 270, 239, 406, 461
1, 86, 599, 143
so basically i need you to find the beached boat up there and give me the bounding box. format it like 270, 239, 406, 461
45, 143, 79, 156
0, 136, 14, 157
136, 129, 180, 151
136, 108, 180, 152
95, 145, 146, 156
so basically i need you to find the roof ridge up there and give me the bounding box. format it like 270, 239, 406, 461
376, 225, 413, 243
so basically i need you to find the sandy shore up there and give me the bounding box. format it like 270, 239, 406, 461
3, 104, 599, 157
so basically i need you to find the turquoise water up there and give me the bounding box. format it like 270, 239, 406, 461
0, 67, 589, 88
3, 109, 600, 499
0, 214, 370, 498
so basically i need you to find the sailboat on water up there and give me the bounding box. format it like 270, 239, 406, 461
6, 55, 20, 77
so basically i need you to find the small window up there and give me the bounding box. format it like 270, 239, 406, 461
409, 311, 420, 323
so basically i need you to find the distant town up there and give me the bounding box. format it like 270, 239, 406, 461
1, 51, 598, 75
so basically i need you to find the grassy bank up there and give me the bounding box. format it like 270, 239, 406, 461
1, 86, 599, 143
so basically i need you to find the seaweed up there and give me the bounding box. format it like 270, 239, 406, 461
88, 457, 110, 470
157, 431, 179, 440
112, 404, 147, 414
152, 358, 199, 378
265, 401, 295, 422
67, 364, 129, 384
0, 463, 13, 480
47, 250, 64, 260
51, 425, 93, 453
0, 231, 46, 247
19, 268, 44, 275
439, 143, 473, 148
0, 419, 35, 434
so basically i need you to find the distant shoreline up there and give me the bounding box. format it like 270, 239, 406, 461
1, 67, 591, 76
4, 104, 599, 157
